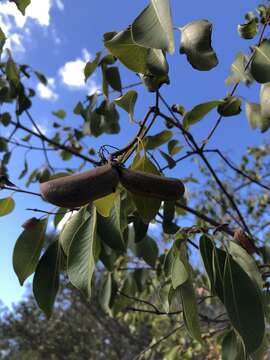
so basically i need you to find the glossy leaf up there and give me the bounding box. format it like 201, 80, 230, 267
59, 207, 89, 255
84, 52, 101, 82
97, 195, 126, 252
226, 53, 253, 86
13, 218, 48, 285
217, 96, 242, 117
131, 0, 174, 53
146, 48, 169, 76
33, 241, 61, 318
144, 130, 172, 150
238, 19, 258, 40
104, 27, 149, 73
114, 90, 138, 121
250, 40, 270, 83
179, 20, 218, 71
0, 197, 15, 216
223, 255, 265, 354
183, 100, 221, 128
67, 206, 97, 299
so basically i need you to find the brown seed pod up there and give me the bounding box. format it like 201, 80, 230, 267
40, 163, 119, 208
118, 168, 185, 201
234, 228, 257, 255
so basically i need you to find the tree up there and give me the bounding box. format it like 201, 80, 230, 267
1, 0, 270, 358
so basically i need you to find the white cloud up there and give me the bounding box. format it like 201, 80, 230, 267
37, 77, 58, 101
59, 49, 100, 94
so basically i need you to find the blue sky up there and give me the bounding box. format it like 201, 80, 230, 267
0, 0, 267, 307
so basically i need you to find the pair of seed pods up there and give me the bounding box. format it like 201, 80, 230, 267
40, 163, 185, 208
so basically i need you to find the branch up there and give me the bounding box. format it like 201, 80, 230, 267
0, 185, 42, 197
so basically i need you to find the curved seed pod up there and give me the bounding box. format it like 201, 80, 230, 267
40, 164, 119, 208
234, 228, 257, 255
119, 168, 185, 201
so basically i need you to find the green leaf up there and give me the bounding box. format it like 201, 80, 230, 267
162, 200, 178, 234
179, 20, 218, 71
99, 272, 112, 315
139, 72, 169, 92
171, 255, 188, 289
199, 235, 215, 291
59, 207, 89, 255
67, 206, 97, 299
168, 139, 182, 156
217, 96, 242, 117
229, 241, 263, 290
13, 218, 48, 285
13, 0, 31, 15
250, 40, 270, 83
52, 109, 66, 119
134, 236, 159, 268
94, 192, 117, 218
104, 27, 149, 73
144, 130, 172, 150
33, 241, 61, 318
163, 246, 175, 277
146, 48, 169, 76
131, 0, 174, 53
221, 330, 240, 360
0, 112, 11, 127
105, 66, 122, 92
131, 154, 162, 224
84, 52, 101, 82
223, 255, 265, 354
212, 246, 227, 302
34, 71, 47, 85
179, 281, 202, 342
6, 54, 19, 85
225, 53, 253, 86
133, 215, 148, 243
114, 90, 138, 121
238, 19, 258, 40
0, 27, 6, 42
97, 195, 126, 252
0, 197, 15, 216
183, 100, 221, 128
160, 150, 176, 169
245, 102, 270, 133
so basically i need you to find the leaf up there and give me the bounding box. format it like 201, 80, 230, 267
163, 200, 178, 234
0, 27, 6, 42
104, 27, 149, 73
131, 0, 174, 53
59, 207, 89, 255
260, 83, 270, 119
199, 235, 215, 291
13, 218, 48, 285
0, 197, 15, 216
163, 246, 175, 277
133, 215, 148, 243
229, 241, 263, 290
245, 102, 270, 133
52, 109, 66, 119
146, 48, 169, 76
94, 192, 117, 218
131, 154, 162, 224
223, 255, 265, 354
250, 40, 270, 83
238, 19, 258, 40
221, 330, 240, 360
226, 53, 253, 86
179, 282, 202, 342
168, 139, 182, 156
99, 272, 112, 315
84, 52, 101, 82
6, 54, 19, 85
114, 90, 138, 121
171, 255, 188, 289
34, 71, 47, 85
212, 246, 227, 302
183, 100, 221, 128
33, 241, 61, 318
67, 206, 97, 299
179, 20, 218, 71
134, 236, 159, 268
105, 66, 122, 92
217, 96, 242, 117
160, 150, 176, 169
97, 194, 126, 252
144, 130, 172, 150
12, 0, 31, 15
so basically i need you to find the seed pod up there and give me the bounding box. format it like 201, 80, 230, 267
119, 168, 185, 201
40, 163, 119, 208
234, 228, 257, 255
